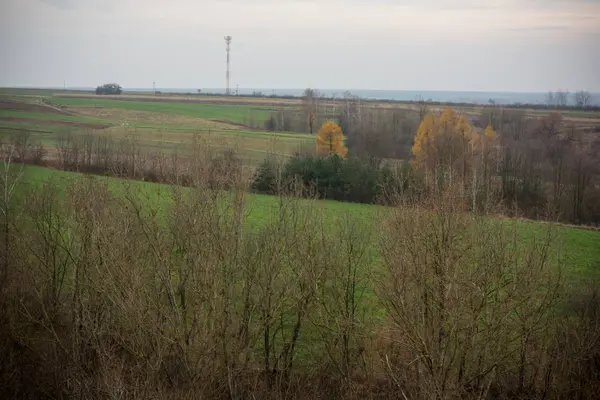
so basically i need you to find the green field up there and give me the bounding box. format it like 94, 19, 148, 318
0, 93, 313, 165
50, 96, 274, 125
17, 165, 600, 288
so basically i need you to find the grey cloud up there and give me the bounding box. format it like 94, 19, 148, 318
521, 0, 600, 8
39, 0, 77, 9
37, 0, 499, 10
39, 0, 113, 10
507, 25, 569, 32
400, 0, 500, 10
262, 0, 500, 9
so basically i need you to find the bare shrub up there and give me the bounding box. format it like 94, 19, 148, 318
376, 189, 562, 398
0, 148, 23, 291
309, 212, 377, 395
10, 130, 32, 162
56, 131, 81, 171
93, 134, 115, 174
549, 282, 600, 398
31, 143, 47, 165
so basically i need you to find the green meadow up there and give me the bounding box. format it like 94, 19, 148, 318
17, 164, 600, 289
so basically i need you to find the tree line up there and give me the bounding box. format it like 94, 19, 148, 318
546, 89, 594, 108
257, 93, 600, 226
261, 89, 597, 135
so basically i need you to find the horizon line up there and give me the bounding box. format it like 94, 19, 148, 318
3, 86, 598, 95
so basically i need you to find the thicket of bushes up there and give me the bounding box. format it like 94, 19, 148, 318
2, 139, 600, 398
251, 155, 421, 204
95, 83, 122, 95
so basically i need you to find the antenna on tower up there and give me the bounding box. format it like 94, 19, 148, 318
224, 36, 232, 95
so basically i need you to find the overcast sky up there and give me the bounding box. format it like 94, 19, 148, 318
1, 0, 599, 92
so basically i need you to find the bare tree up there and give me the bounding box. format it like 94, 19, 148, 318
574, 90, 592, 108
302, 88, 319, 134
555, 89, 570, 107
545, 91, 555, 107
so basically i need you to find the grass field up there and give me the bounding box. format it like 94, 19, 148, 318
0, 93, 314, 166
17, 165, 600, 288
50, 96, 275, 125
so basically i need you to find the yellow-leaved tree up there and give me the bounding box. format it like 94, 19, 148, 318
412, 108, 502, 210
412, 108, 476, 173
477, 124, 497, 167
484, 124, 496, 140
412, 113, 437, 169
412, 107, 479, 191
316, 121, 348, 158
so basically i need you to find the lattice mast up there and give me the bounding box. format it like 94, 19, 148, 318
225, 36, 232, 95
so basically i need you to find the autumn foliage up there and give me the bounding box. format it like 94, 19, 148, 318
412, 107, 477, 171
316, 121, 348, 158
411, 107, 502, 210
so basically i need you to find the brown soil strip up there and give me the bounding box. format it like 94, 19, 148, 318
54, 93, 300, 107
0, 116, 109, 129
210, 119, 262, 130
0, 127, 54, 134
0, 100, 70, 115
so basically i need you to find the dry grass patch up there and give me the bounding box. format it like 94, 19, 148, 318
69, 107, 241, 130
